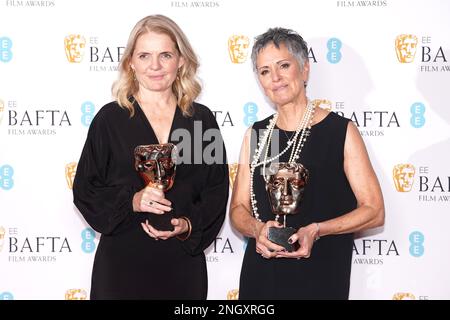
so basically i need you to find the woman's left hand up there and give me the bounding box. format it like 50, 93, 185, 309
275, 223, 318, 259
141, 218, 188, 240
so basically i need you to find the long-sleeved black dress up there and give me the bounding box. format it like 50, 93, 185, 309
73, 101, 229, 299
239, 112, 357, 300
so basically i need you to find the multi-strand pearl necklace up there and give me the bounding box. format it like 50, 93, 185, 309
250, 100, 315, 222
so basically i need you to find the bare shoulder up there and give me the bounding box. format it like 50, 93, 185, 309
346, 120, 364, 142
243, 126, 253, 141
344, 120, 368, 158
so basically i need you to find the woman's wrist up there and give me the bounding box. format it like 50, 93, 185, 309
132, 193, 140, 212
252, 220, 263, 239
313, 222, 320, 241
176, 216, 192, 241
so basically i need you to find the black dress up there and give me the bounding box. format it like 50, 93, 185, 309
239, 112, 357, 300
73, 101, 229, 299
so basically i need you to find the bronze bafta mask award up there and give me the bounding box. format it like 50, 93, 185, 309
266, 162, 309, 252
134, 143, 177, 231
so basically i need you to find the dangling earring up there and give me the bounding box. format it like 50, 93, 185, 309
176, 68, 181, 81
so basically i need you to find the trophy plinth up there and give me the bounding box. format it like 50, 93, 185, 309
134, 143, 177, 231
265, 162, 308, 252
267, 226, 299, 252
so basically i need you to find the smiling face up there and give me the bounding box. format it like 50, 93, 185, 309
256, 42, 309, 108
266, 163, 308, 215
130, 31, 184, 94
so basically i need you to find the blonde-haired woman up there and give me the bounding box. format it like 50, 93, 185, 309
73, 15, 229, 299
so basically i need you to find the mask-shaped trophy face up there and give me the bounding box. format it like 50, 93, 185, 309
134, 143, 176, 191
266, 162, 308, 216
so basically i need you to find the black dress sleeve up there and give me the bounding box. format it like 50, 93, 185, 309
73, 110, 135, 235
180, 106, 229, 255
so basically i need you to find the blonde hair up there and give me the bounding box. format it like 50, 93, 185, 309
112, 15, 201, 117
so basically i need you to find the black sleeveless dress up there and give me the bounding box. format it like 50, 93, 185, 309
239, 112, 357, 300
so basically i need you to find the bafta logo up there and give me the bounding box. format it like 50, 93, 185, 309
228, 35, 249, 64
0, 226, 5, 252
227, 289, 239, 300
395, 34, 418, 63
228, 163, 238, 190
0, 99, 4, 125
311, 99, 332, 112
65, 289, 87, 300
393, 292, 416, 300
393, 164, 415, 192
65, 162, 77, 189
64, 34, 86, 63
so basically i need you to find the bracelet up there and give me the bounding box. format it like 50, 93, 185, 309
176, 216, 192, 241
314, 222, 320, 241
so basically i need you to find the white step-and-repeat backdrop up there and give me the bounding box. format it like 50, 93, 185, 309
1, 0, 449, 300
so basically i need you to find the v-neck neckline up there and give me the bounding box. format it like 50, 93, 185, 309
134, 99, 179, 144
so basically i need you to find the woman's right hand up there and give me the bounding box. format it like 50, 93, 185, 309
132, 185, 172, 214
255, 220, 285, 259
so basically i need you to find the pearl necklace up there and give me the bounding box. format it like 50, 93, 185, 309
250, 100, 315, 222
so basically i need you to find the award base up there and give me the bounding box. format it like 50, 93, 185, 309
267, 226, 299, 252
146, 211, 175, 231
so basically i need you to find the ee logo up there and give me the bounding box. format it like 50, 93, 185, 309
81, 228, 96, 253
0, 37, 13, 63
0, 165, 14, 190
81, 101, 95, 127
0, 292, 14, 300
409, 231, 424, 257
243, 102, 258, 127
410, 102, 425, 128
327, 38, 342, 64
